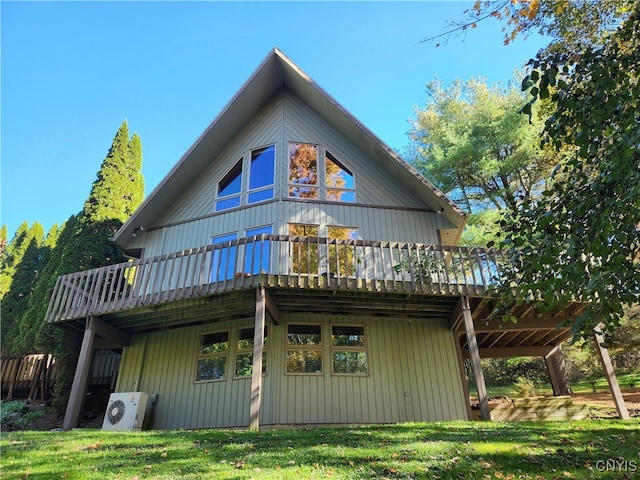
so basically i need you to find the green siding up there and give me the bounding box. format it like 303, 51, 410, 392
116, 314, 467, 429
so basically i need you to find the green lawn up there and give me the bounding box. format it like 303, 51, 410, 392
2, 420, 639, 479
484, 372, 640, 398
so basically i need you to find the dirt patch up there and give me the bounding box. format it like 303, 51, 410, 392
570, 390, 640, 418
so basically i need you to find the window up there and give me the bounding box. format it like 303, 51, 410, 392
288, 143, 318, 198
286, 324, 322, 374
234, 326, 268, 377
215, 160, 242, 211
331, 325, 368, 375
248, 145, 275, 204
196, 331, 229, 382
325, 152, 355, 202
211, 233, 238, 282
288, 224, 319, 275
245, 226, 272, 274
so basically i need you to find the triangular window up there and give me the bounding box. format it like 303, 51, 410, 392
215, 160, 242, 211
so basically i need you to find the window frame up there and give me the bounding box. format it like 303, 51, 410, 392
285, 323, 323, 375
234, 326, 269, 379
195, 330, 230, 383
248, 144, 276, 205
215, 159, 243, 212
288, 142, 319, 199
325, 151, 356, 203
330, 324, 368, 376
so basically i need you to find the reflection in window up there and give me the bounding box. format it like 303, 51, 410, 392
235, 326, 268, 377
325, 152, 355, 202
288, 143, 318, 198
288, 224, 319, 275
196, 331, 229, 381
245, 226, 272, 274
331, 325, 367, 375
327, 226, 358, 277
211, 233, 237, 282
215, 160, 242, 211
286, 324, 323, 374
248, 145, 275, 204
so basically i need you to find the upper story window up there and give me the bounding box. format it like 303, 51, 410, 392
248, 145, 275, 204
215, 145, 276, 212
215, 160, 242, 211
288, 143, 318, 198
288, 142, 355, 202
325, 152, 355, 202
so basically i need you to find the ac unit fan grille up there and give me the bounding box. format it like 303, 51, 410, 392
107, 400, 126, 425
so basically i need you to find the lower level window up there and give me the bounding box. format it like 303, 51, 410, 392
234, 326, 268, 377
196, 331, 229, 382
286, 324, 322, 374
331, 325, 368, 375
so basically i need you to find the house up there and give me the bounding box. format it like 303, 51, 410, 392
45, 49, 629, 430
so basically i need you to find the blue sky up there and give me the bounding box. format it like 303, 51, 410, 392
1, 1, 548, 238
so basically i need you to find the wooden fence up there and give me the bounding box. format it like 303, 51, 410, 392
1, 350, 121, 401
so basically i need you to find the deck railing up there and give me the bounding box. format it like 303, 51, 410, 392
45, 235, 506, 323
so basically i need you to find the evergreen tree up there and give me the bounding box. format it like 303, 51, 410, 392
18, 120, 144, 412
1, 222, 46, 352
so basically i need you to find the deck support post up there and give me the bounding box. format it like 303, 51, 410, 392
63, 316, 97, 431
249, 286, 266, 431
460, 296, 491, 421
545, 345, 572, 396
593, 323, 629, 420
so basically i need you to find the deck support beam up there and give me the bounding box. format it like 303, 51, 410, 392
250, 286, 266, 431
460, 296, 491, 421
593, 324, 629, 420
545, 345, 572, 396
63, 316, 97, 431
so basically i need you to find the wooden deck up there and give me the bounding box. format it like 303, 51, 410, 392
45, 235, 506, 326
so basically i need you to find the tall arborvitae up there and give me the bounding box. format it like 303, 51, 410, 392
1, 222, 46, 352
19, 120, 144, 412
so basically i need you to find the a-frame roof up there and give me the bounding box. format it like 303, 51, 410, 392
113, 48, 466, 249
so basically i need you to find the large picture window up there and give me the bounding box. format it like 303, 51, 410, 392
234, 326, 268, 377
288, 224, 319, 275
286, 324, 322, 374
331, 325, 368, 375
196, 331, 229, 382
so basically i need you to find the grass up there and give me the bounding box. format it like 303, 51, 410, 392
484, 372, 640, 398
2, 420, 639, 479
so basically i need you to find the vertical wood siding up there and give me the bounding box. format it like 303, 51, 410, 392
116, 312, 467, 429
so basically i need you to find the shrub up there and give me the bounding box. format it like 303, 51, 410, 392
0, 400, 44, 431
514, 376, 536, 398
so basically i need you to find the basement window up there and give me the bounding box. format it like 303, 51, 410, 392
331, 325, 367, 375
196, 331, 229, 382
234, 326, 268, 378
286, 324, 322, 374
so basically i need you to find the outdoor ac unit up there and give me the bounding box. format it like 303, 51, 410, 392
102, 392, 148, 431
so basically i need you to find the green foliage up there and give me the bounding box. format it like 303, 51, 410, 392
500, 2, 640, 340
513, 376, 537, 398
408, 75, 557, 214
460, 209, 503, 247
0, 401, 43, 431
14, 120, 144, 412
